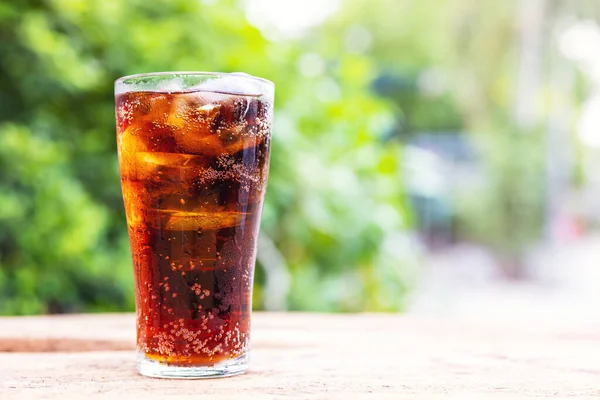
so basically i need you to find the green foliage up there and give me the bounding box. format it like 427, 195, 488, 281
0, 0, 415, 314
325, 0, 548, 266
0, 124, 133, 313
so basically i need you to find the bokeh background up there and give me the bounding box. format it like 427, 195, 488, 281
2, 0, 599, 320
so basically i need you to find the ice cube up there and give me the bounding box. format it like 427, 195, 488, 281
157, 77, 185, 93
134, 152, 211, 183
191, 73, 272, 100
120, 180, 146, 229
174, 125, 264, 157
147, 94, 173, 124
210, 97, 266, 155
117, 127, 150, 179
164, 210, 247, 231
197, 103, 221, 117
219, 128, 262, 155
175, 133, 225, 157
138, 152, 205, 168
165, 95, 224, 155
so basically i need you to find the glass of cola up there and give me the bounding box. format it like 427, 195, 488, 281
115, 72, 274, 378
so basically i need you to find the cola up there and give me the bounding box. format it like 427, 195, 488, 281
115, 73, 273, 377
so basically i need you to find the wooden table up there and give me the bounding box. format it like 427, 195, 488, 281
1, 313, 599, 399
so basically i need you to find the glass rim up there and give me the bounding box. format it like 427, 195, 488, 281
115, 71, 274, 94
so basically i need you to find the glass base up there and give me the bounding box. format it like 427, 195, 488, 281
137, 352, 248, 379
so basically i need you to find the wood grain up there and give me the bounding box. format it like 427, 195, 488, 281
1, 313, 600, 399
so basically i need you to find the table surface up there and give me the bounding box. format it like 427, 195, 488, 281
1, 313, 599, 399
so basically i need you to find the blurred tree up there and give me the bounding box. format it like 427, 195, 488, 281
0, 0, 415, 314
320, 0, 550, 275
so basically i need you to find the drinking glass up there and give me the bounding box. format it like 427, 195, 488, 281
115, 72, 274, 378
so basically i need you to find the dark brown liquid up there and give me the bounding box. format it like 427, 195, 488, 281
116, 90, 271, 366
